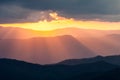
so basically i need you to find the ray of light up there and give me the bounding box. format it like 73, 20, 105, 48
45, 36, 71, 63
1, 28, 15, 39
76, 33, 120, 56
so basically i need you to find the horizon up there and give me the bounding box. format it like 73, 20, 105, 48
1, 1, 120, 79
0, 0, 120, 64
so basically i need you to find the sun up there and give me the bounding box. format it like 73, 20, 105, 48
0, 12, 120, 31
0, 12, 75, 31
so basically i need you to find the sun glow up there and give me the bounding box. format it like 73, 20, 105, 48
1, 12, 120, 31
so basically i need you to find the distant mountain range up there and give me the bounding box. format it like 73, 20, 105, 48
0, 55, 120, 80
83, 33, 120, 56
1, 26, 120, 64
0, 35, 95, 64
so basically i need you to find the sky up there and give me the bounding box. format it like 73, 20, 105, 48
1, 0, 120, 64
0, 0, 120, 30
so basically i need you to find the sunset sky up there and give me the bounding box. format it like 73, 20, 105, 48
1, 0, 120, 64
0, 0, 120, 31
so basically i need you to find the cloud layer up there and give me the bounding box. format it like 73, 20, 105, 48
0, 0, 120, 23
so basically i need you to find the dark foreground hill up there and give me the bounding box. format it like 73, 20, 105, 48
59, 55, 120, 65
0, 57, 120, 80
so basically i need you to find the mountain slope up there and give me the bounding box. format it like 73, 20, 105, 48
0, 35, 95, 64
77, 33, 120, 56
58, 55, 120, 65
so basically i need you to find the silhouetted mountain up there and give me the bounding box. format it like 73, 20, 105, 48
0, 58, 119, 80
59, 55, 120, 65
0, 35, 95, 64
59, 56, 104, 65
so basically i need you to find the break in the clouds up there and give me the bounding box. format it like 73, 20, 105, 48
0, 0, 120, 23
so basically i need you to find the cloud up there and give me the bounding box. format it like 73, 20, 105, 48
0, 5, 55, 23
0, 0, 120, 23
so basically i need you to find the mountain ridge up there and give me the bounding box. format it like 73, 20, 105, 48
0, 35, 95, 64
58, 55, 120, 65
0, 55, 120, 80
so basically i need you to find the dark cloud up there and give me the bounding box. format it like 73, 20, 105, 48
0, 0, 120, 23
